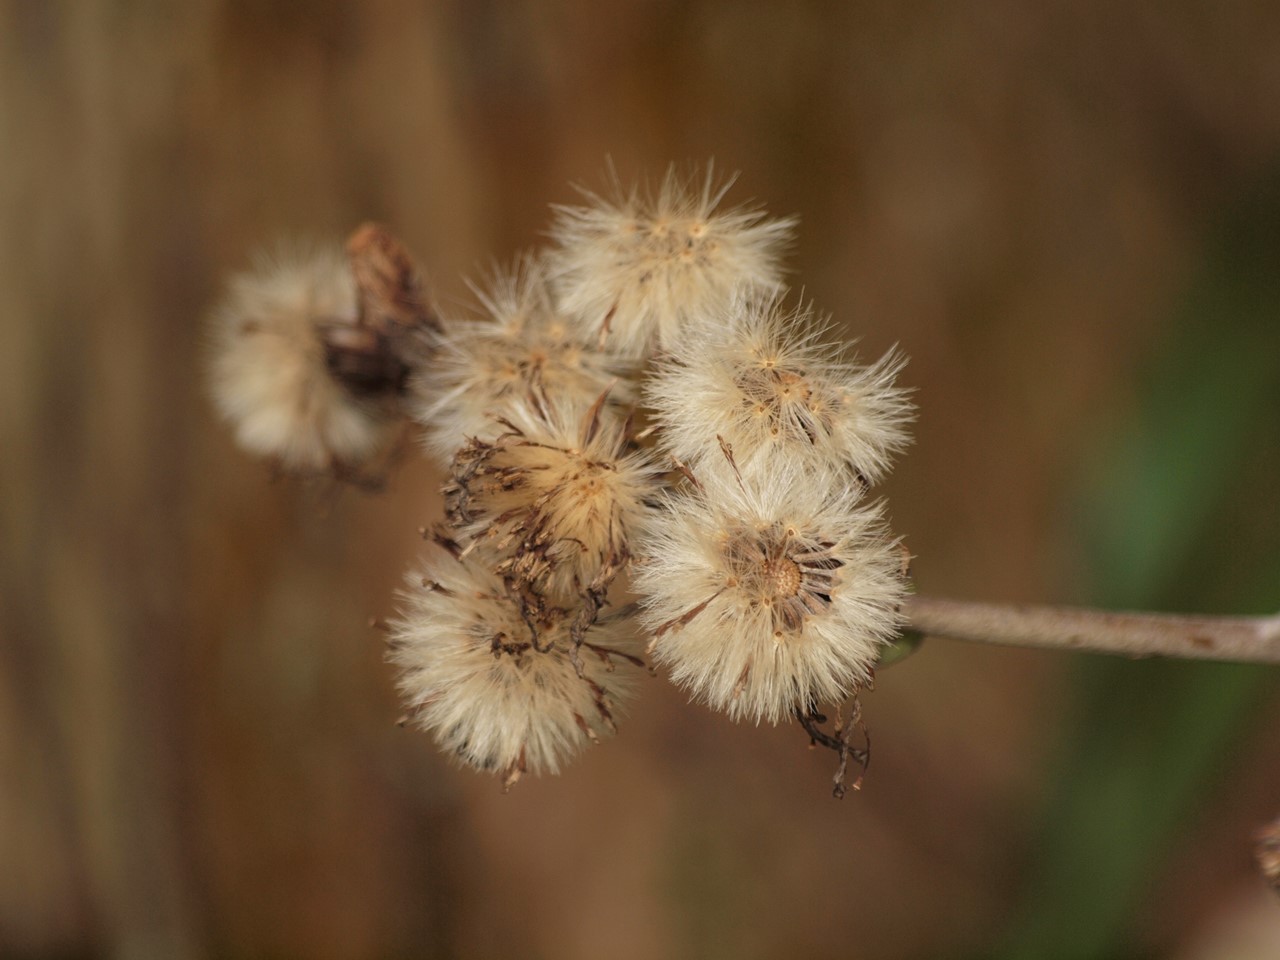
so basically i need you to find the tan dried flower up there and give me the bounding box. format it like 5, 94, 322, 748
208, 244, 402, 473
444, 393, 657, 621
636, 463, 906, 724
413, 254, 631, 461
389, 543, 642, 786
1256, 815, 1280, 895
648, 297, 913, 486
546, 164, 796, 360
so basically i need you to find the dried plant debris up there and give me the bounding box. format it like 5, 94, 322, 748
346, 221, 440, 339
796, 694, 871, 799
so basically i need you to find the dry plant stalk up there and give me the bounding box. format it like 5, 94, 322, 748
903, 597, 1280, 664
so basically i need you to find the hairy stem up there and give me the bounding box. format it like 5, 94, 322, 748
902, 596, 1280, 664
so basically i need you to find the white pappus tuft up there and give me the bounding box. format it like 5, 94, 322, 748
412, 254, 633, 462
207, 244, 399, 473
647, 297, 914, 486
635, 463, 907, 724
388, 543, 642, 786
546, 163, 796, 360
444, 393, 658, 617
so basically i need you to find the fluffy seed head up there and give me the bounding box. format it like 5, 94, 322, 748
413, 254, 631, 461
208, 245, 399, 472
648, 298, 913, 485
444, 394, 657, 608
546, 164, 796, 360
389, 545, 640, 782
635, 465, 906, 724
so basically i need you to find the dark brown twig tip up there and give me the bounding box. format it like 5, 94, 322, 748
795, 695, 871, 799
346, 222, 440, 335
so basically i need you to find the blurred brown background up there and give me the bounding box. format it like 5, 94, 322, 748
3, 2, 1280, 958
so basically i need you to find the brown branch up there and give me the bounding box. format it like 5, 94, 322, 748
902, 596, 1280, 664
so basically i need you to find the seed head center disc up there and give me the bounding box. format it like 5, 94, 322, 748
766, 555, 803, 599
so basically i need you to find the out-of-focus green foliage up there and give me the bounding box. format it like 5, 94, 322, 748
998, 175, 1280, 960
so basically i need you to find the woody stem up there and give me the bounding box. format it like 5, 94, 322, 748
901, 596, 1280, 664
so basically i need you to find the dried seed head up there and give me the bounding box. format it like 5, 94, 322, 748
207, 244, 401, 473
546, 163, 796, 360
636, 465, 906, 724
444, 395, 657, 608
413, 254, 631, 461
648, 298, 913, 485
389, 545, 641, 782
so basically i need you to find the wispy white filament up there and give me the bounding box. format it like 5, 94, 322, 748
446, 396, 658, 604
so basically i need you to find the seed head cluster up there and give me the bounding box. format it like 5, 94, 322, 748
208, 163, 913, 790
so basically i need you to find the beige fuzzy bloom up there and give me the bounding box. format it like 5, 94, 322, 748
208, 245, 398, 472
389, 544, 641, 783
635, 465, 906, 724
445, 395, 657, 614
648, 297, 913, 486
546, 164, 796, 360
413, 254, 632, 461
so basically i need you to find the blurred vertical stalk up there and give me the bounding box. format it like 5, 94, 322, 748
0, 6, 211, 957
